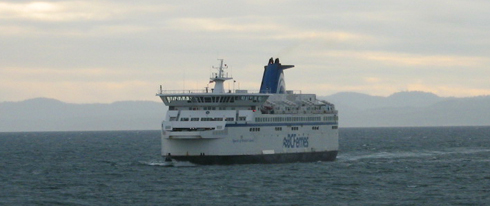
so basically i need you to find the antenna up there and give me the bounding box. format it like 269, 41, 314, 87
182, 66, 186, 91
212, 59, 227, 78
210, 59, 233, 93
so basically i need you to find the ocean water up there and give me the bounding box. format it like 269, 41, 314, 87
1, 127, 490, 206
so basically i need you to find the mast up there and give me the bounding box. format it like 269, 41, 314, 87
210, 59, 233, 93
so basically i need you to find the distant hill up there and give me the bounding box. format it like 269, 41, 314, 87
1, 92, 490, 132
324, 91, 445, 110
320, 91, 490, 127
0, 98, 167, 132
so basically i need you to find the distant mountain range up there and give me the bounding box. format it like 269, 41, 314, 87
1, 91, 490, 132
0, 98, 167, 132
319, 91, 490, 128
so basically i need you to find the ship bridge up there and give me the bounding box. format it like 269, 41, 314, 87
157, 92, 270, 109
157, 59, 271, 109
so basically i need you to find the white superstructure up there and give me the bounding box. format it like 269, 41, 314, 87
157, 58, 338, 165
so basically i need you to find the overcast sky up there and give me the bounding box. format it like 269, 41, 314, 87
1, 0, 489, 103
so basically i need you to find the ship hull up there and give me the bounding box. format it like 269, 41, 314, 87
161, 123, 339, 165
168, 150, 338, 165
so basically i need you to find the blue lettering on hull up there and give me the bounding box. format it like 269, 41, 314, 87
283, 134, 309, 148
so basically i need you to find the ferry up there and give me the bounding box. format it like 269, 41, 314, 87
157, 58, 338, 165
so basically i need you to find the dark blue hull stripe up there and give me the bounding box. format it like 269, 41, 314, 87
166, 151, 338, 165
226, 122, 338, 127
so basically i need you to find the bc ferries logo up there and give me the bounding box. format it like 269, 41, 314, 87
283, 134, 309, 148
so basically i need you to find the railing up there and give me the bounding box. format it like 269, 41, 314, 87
210, 72, 232, 79
157, 89, 265, 95
157, 89, 207, 94
157, 87, 302, 95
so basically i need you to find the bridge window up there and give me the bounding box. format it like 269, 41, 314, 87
200, 117, 224, 121
249, 128, 260, 132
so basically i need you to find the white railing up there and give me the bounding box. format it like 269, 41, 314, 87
156, 87, 302, 95
157, 89, 207, 94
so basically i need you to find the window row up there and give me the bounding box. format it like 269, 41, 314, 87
168, 106, 255, 111
165, 95, 265, 104
250, 128, 261, 132
323, 116, 337, 121
255, 116, 324, 123
247, 126, 323, 132
170, 117, 247, 121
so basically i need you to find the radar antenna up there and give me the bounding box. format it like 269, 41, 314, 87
210, 59, 233, 93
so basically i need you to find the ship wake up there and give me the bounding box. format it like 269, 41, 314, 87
138, 160, 197, 167
338, 148, 490, 162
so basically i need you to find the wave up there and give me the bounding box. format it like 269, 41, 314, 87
338, 148, 490, 162
138, 160, 197, 167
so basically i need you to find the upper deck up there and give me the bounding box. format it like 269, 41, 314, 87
156, 89, 271, 107
155, 58, 336, 114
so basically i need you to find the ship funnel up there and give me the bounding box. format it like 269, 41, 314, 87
259, 58, 294, 93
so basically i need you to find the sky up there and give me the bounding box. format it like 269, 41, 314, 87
1, 0, 489, 103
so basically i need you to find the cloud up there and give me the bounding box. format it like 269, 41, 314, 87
364, 77, 381, 83
0, 67, 170, 103
1, 0, 490, 102
0, 1, 139, 38
168, 18, 278, 32
0, 1, 107, 22
319, 50, 489, 67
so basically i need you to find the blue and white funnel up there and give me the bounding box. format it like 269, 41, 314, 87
259, 58, 294, 93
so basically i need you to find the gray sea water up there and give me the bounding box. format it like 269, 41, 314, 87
1, 127, 490, 205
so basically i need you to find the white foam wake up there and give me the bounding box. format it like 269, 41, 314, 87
338, 148, 490, 162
